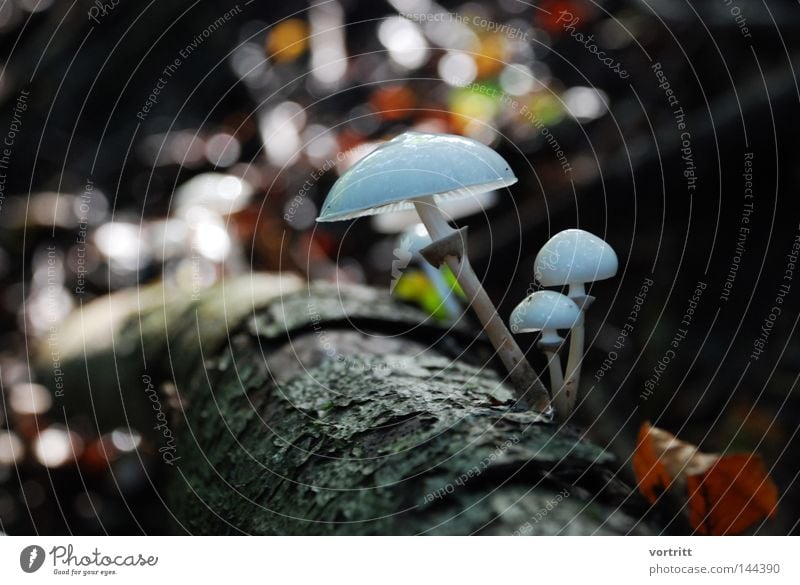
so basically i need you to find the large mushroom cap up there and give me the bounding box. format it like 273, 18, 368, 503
534, 229, 618, 287
316, 131, 517, 222
510, 290, 583, 333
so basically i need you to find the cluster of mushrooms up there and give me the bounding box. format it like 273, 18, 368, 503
317, 132, 617, 421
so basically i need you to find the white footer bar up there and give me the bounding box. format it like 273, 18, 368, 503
1, 536, 796, 583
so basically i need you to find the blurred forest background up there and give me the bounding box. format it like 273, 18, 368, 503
0, 0, 798, 534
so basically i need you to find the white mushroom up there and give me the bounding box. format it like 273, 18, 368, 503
534, 229, 618, 414
317, 131, 551, 414
510, 291, 583, 418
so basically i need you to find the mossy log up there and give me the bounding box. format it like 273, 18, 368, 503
44, 275, 652, 535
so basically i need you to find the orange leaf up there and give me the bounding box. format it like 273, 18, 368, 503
632, 422, 778, 535
687, 454, 778, 535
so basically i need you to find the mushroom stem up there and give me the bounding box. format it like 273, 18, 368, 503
544, 350, 568, 418
568, 282, 586, 298
562, 324, 584, 414
413, 197, 551, 413
420, 262, 461, 319
563, 281, 588, 412
564, 282, 586, 414
413, 197, 456, 238
539, 330, 568, 418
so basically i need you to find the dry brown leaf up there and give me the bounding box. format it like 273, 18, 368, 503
633, 422, 778, 535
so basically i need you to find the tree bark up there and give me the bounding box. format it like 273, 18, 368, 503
44, 275, 652, 535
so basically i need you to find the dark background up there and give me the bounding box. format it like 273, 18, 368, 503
0, 0, 797, 534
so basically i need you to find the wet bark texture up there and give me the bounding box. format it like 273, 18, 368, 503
154, 278, 651, 535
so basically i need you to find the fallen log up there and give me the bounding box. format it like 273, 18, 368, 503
44, 275, 653, 535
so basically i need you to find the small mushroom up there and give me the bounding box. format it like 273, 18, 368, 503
510, 291, 583, 418
318, 131, 551, 414
395, 224, 461, 318
534, 229, 618, 414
